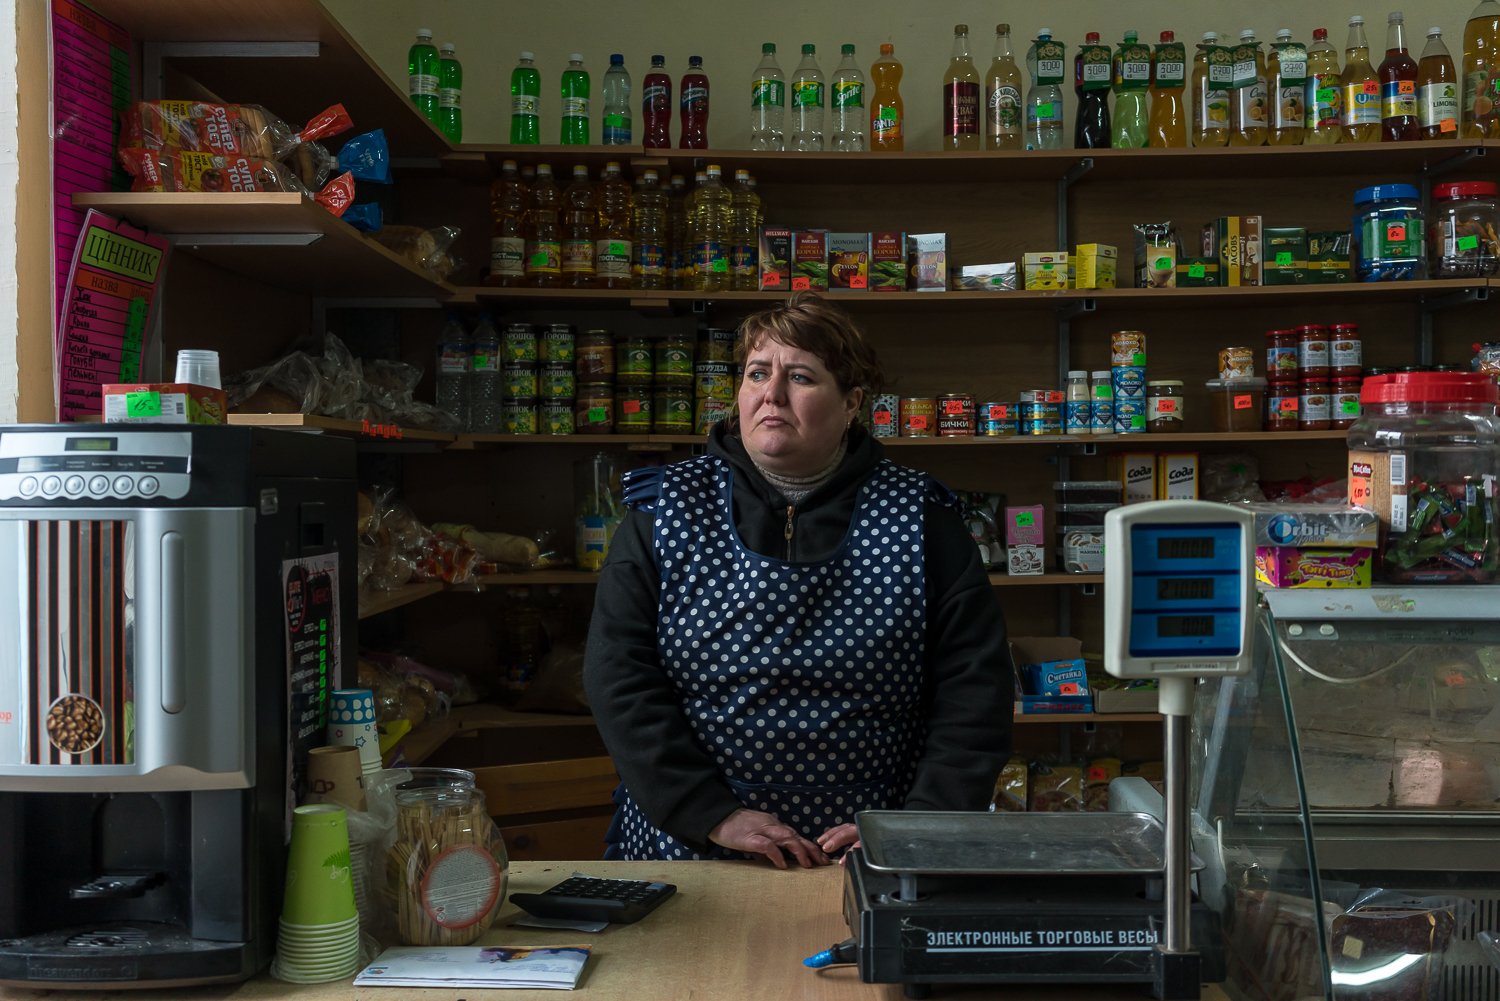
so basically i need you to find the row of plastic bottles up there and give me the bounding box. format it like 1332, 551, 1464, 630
485, 161, 764, 292
435, 314, 501, 432
406, 29, 464, 142
507, 52, 709, 147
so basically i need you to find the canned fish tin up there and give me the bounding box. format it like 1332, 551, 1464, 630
979, 402, 1017, 436
503, 362, 539, 399
653, 387, 693, 434
1218, 346, 1256, 379
695, 361, 735, 401
655, 332, 694, 386
615, 385, 652, 431
503, 323, 538, 363
616, 336, 653, 384
540, 324, 574, 364
901, 397, 936, 437
1113, 399, 1147, 433
541, 400, 574, 435
936, 394, 975, 436
1111, 330, 1148, 367
576, 330, 615, 380
869, 393, 900, 437
576, 384, 614, 432
1112, 365, 1147, 401
540, 363, 575, 399
695, 395, 731, 434
502, 398, 538, 435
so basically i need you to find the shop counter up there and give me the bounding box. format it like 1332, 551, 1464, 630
0, 860, 1232, 1000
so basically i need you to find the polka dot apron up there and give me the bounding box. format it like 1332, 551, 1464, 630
606, 455, 929, 861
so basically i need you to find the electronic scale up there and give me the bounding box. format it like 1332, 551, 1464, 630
841, 501, 1255, 999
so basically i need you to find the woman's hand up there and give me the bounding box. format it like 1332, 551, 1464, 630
816, 823, 861, 863
708, 808, 830, 869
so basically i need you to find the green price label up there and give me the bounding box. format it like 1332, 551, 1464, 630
711, 258, 729, 273
1015, 512, 1035, 528
587, 406, 607, 422
125, 391, 161, 417
604, 113, 627, 126
1276, 251, 1293, 266
880, 108, 899, 120
1459, 234, 1481, 251
1154, 256, 1171, 269
529, 252, 549, 266
1316, 86, 1336, 102
472, 353, 490, 369
1037, 102, 1054, 117
1340, 399, 1361, 415
609, 241, 628, 256
1189, 264, 1206, 278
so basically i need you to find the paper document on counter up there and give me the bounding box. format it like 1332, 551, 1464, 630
354, 945, 591, 989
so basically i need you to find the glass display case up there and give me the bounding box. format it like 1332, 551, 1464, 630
1192, 587, 1500, 1001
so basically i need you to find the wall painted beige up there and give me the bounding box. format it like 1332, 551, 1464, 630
327, 0, 1480, 148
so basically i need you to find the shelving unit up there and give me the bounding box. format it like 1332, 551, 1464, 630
357, 581, 444, 619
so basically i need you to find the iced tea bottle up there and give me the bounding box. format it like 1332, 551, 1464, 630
1228, 29, 1268, 146
1380, 12, 1420, 141
1419, 26, 1460, 138
1148, 31, 1187, 147
943, 24, 982, 150
1341, 16, 1381, 142
1268, 29, 1307, 145
1463, 0, 1500, 137
870, 43, 905, 151
1305, 28, 1344, 144
986, 24, 1024, 149
1192, 31, 1230, 146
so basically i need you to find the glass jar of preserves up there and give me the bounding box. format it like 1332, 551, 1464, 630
654, 331, 694, 386
1348, 373, 1500, 582
615, 384, 652, 432
1352, 183, 1425, 281
615, 336, 653, 385
1265, 328, 1299, 384
1295, 324, 1329, 379
1146, 380, 1185, 432
1298, 380, 1331, 430
1428, 180, 1500, 277
576, 384, 614, 433
1328, 323, 1362, 377
1265, 387, 1300, 431
576, 330, 615, 381
1330, 376, 1362, 430
652, 386, 693, 434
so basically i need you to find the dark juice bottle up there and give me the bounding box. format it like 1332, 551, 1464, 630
1380, 11, 1420, 140
679, 56, 709, 149
642, 55, 672, 148
1074, 31, 1111, 147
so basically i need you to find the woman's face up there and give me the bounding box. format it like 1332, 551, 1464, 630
737, 334, 862, 478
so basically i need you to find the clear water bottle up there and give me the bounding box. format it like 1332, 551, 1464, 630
435, 314, 470, 428
831, 44, 866, 151
1026, 28, 1066, 149
602, 54, 632, 145
438, 42, 463, 143
407, 29, 440, 123
561, 53, 591, 145
750, 42, 786, 150
791, 44, 826, 151
468, 315, 502, 433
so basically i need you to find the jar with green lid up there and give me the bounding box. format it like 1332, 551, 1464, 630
653, 386, 693, 433
654, 331, 694, 386
615, 336, 653, 385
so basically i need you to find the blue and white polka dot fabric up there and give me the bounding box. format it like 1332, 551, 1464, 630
607, 455, 929, 860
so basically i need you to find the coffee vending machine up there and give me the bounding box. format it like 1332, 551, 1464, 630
0, 425, 356, 988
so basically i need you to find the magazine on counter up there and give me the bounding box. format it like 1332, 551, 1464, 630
353, 944, 592, 989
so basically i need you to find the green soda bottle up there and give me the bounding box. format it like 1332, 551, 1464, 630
407, 28, 440, 123
511, 52, 541, 144
561, 53, 591, 144
438, 42, 463, 143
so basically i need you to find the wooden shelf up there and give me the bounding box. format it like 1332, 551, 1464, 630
227, 412, 457, 443
1081, 279, 1490, 308
73, 193, 456, 298
473, 571, 602, 586
884, 430, 1348, 447
358, 581, 443, 619
1013, 712, 1162, 725
989, 572, 1101, 586
386, 715, 460, 768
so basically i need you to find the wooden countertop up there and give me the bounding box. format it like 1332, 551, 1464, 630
0, 861, 1230, 1000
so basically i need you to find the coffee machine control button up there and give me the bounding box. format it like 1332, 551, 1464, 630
19, 476, 38, 496
42, 475, 62, 496
64, 475, 85, 495
112, 475, 134, 496
138, 476, 160, 496
89, 475, 110, 495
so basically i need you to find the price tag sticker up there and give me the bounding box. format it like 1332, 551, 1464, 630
1015, 512, 1035, 528
763, 271, 783, 287
850, 275, 867, 288
1398, 80, 1415, 94
529, 251, 550, 267
587, 407, 607, 423
623, 399, 641, 415
125, 391, 161, 417
1442, 117, 1458, 132
1038, 102, 1054, 117
1155, 255, 1172, 270
880, 108, 899, 121
711, 259, 729, 273
1188, 263, 1206, 278
1276, 251, 1293, 266
1459, 234, 1480, 252
608, 241, 628, 256
792, 276, 810, 290
988, 404, 1009, 419
1156, 399, 1178, 413
1362, 80, 1379, 95
1341, 399, 1361, 415
943, 399, 964, 414
874, 410, 892, 425
908, 415, 928, 430
1233, 394, 1253, 410
1279, 397, 1299, 412
1386, 222, 1407, 242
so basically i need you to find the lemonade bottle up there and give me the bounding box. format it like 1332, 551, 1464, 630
1269, 29, 1308, 145
1463, 0, 1500, 137
1305, 28, 1344, 144
986, 24, 1024, 149
1228, 29, 1268, 146
1148, 30, 1188, 147
1341, 16, 1381, 142
1419, 26, 1460, 138
1111, 30, 1151, 148
870, 43, 905, 151
1192, 31, 1230, 146
1379, 11, 1420, 142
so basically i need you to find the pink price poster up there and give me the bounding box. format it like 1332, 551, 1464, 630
56, 210, 170, 422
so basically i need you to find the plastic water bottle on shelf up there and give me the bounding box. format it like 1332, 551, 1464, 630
668, 174, 689, 288
831, 44, 866, 151
791, 45, 825, 151
632, 169, 669, 290
1193, 32, 1231, 147
510, 52, 541, 144
438, 43, 463, 142
1304, 29, 1343, 145
1148, 31, 1188, 147
1075, 31, 1112, 149
1417, 26, 1459, 139
524, 163, 561, 288
407, 29, 440, 123
1379, 12, 1419, 142
468, 315, 502, 434
1026, 28, 1065, 149
1342, 16, 1381, 143
1268, 29, 1308, 146
680, 56, 710, 148
751, 43, 786, 150
435, 314, 469, 430
561, 53, 591, 145
643, 55, 672, 148
602, 54, 632, 145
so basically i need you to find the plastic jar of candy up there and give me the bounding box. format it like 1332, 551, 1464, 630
1428, 181, 1500, 278
1352, 184, 1425, 281
1347, 372, 1500, 582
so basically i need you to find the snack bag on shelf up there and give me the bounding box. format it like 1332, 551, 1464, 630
118, 147, 356, 217
370, 225, 463, 280
1027, 761, 1083, 811
122, 100, 352, 159
990, 756, 1028, 812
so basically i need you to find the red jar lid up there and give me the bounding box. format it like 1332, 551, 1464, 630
1294, 324, 1326, 336
1360, 371, 1500, 405
1433, 181, 1499, 200
1265, 327, 1295, 338
1328, 323, 1359, 333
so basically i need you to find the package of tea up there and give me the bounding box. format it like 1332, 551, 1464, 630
827, 232, 870, 291
792, 230, 828, 291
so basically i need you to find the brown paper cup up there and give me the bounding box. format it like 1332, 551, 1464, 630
304, 745, 367, 812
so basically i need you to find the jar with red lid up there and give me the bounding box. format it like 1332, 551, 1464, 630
1265, 329, 1298, 384
1295, 325, 1330, 379
1328, 323, 1362, 377
1428, 180, 1500, 277
1330, 376, 1362, 429
1298, 380, 1332, 430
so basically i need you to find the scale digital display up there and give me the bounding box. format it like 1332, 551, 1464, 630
1156, 578, 1214, 601
65, 437, 117, 451
1155, 615, 1216, 637
1156, 536, 1214, 560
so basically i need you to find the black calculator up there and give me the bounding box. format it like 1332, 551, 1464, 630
509, 875, 678, 925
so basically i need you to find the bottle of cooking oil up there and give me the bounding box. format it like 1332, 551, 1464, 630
729, 169, 761, 291
668, 174, 689, 289
1463, 0, 1500, 137
1148, 30, 1187, 147
1418, 26, 1460, 138
1341, 15, 1381, 142
688, 164, 731, 292
1228, 29, 1268, 146
1268, 29, 1307, 145
1192, 31, 1230, 146
1305, 28, 1344, 144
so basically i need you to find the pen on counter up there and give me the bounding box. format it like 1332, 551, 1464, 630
802, 937, 857, 968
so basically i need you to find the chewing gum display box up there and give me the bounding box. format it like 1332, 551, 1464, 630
906, 233, 947, 292
827, 232, 870, 291
757, 227, 792, 291
792, 230, 829, 291
1110, 452, 1157, 504
103, 382, 227, 425
1072, 243, 1117, 289
1263, 227, 1309, 285
870, 231, 908, 291
1023, 251, 1070, 290
1011, 636, 1091, 713
1255, 547, 1374, 588
1157, 452, 1200, 500
1246, 503, 1380, 549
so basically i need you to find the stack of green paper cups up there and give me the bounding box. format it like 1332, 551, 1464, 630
273, 804, 360, 984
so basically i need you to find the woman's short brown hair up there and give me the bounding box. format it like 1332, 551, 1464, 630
735, 292, 885, 399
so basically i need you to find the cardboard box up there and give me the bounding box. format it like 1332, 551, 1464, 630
1023, 251, 1070, 290
757, 227, 792, 291
1176, 256, 1221, 287
1004, 505, 1045, 547
792, 230, 828, 291
1157, 452, 1200, 500
1073, 243, 1118, 289
827, 232, 870, 291
1110, 452, 1157, 504
870, 231, 907, 291
1245, 502, 1380, 548
1007, 544, 1046, 576
906, 233, 947, 292
1255, 547, 1374, 588
102, 382, 227, 424
1024, 659, 1089, 697
1263, 226, 1309, 285
954, 263, 1018, 291
1307, 231, 1352, 283
1092, 680, 1159, 713
1206, 215, 1263, 287
1134, 224, 1177, 288
1011, 636, 1091, 713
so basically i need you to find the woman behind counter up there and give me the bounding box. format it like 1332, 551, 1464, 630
583, 293, 1014, 867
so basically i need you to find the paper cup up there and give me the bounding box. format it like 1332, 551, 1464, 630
327, 688, 381, 775
305, 745, 367, 812
281, 804, 357, 927
173, 349, 222, 390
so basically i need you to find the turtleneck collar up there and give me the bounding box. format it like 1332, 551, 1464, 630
750, 436, 849, 506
